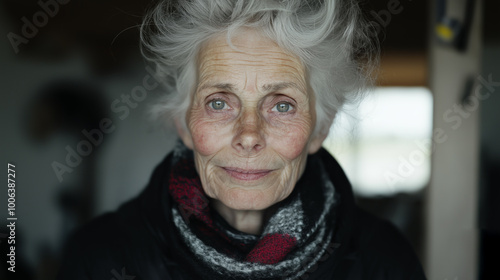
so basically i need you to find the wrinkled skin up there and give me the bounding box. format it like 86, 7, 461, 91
177, 29, 327, 233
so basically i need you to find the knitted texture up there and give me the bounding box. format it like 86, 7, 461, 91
168, 142, 338, 279
245, 233, 297, 264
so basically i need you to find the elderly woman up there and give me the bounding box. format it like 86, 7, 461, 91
58, 0, 426, 279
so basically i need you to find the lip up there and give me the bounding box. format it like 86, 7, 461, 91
222, 167, 274, 181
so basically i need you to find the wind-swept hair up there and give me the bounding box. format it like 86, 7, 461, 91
141, 0, 378, 135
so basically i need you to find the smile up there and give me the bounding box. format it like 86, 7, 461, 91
222, 167, 274, 181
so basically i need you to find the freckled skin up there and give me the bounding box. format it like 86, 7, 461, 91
177, 29, 326, 232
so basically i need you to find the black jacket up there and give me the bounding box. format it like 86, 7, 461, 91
57, 148, 427, 280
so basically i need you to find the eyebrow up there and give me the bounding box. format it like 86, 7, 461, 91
197, 83, 236, 93
197, 82, 304, 94
261, 82, 300, 93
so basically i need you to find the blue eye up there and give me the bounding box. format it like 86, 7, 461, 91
274, 102, 291, 112
210, 100, 226, 110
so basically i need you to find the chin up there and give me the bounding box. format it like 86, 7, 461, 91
214, 185, 291, 211
212, 188, 275, 211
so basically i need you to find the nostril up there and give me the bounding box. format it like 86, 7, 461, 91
233, 128, 265, 153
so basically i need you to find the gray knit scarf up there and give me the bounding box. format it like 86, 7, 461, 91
169, 142, 338, 279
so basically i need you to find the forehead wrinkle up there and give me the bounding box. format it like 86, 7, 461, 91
199, 45, 304, 74
198, 62, 306, 91
197, 34, 309, 97
197, 82, 236, 93
200, 57, 302, 71
200, 45, 301, 64
200, 60, 305, 80
245, 70, 250, 92
198, 69, 307, 96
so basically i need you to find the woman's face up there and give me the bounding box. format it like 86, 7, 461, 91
178, 29, 325, 211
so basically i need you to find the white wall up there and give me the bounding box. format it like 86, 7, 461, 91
425, 0, 482, 279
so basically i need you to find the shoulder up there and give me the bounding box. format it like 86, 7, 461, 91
57, 198, 179, 279
56, 151, 190, 279
56, 154, 177, 280
343, 207, 427, 279
56, 205, 140, 279
313, 148, 426, 279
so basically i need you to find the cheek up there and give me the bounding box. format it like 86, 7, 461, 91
271, 121, 313, 160
190, 123, 221, 156
189, 108, 230, 156
279, 134, 309, 159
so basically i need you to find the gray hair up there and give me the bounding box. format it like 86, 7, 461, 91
140, 0, 377, 136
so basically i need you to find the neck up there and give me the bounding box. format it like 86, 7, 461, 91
212, 200, 268, 235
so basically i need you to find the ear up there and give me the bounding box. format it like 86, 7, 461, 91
174, 118, 194, 150
308, 116, 335, 154
308, 132, 328, 154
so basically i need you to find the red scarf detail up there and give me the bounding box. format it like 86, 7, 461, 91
168, 159, 297, 264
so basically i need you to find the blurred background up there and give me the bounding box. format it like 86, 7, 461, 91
0, 0, 498, 279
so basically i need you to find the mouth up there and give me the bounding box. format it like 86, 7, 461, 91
222, 167, 274, 181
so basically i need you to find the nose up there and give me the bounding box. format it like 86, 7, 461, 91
232, 109, 265, 154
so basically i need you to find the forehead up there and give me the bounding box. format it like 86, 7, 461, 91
196, 29, 307, 91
